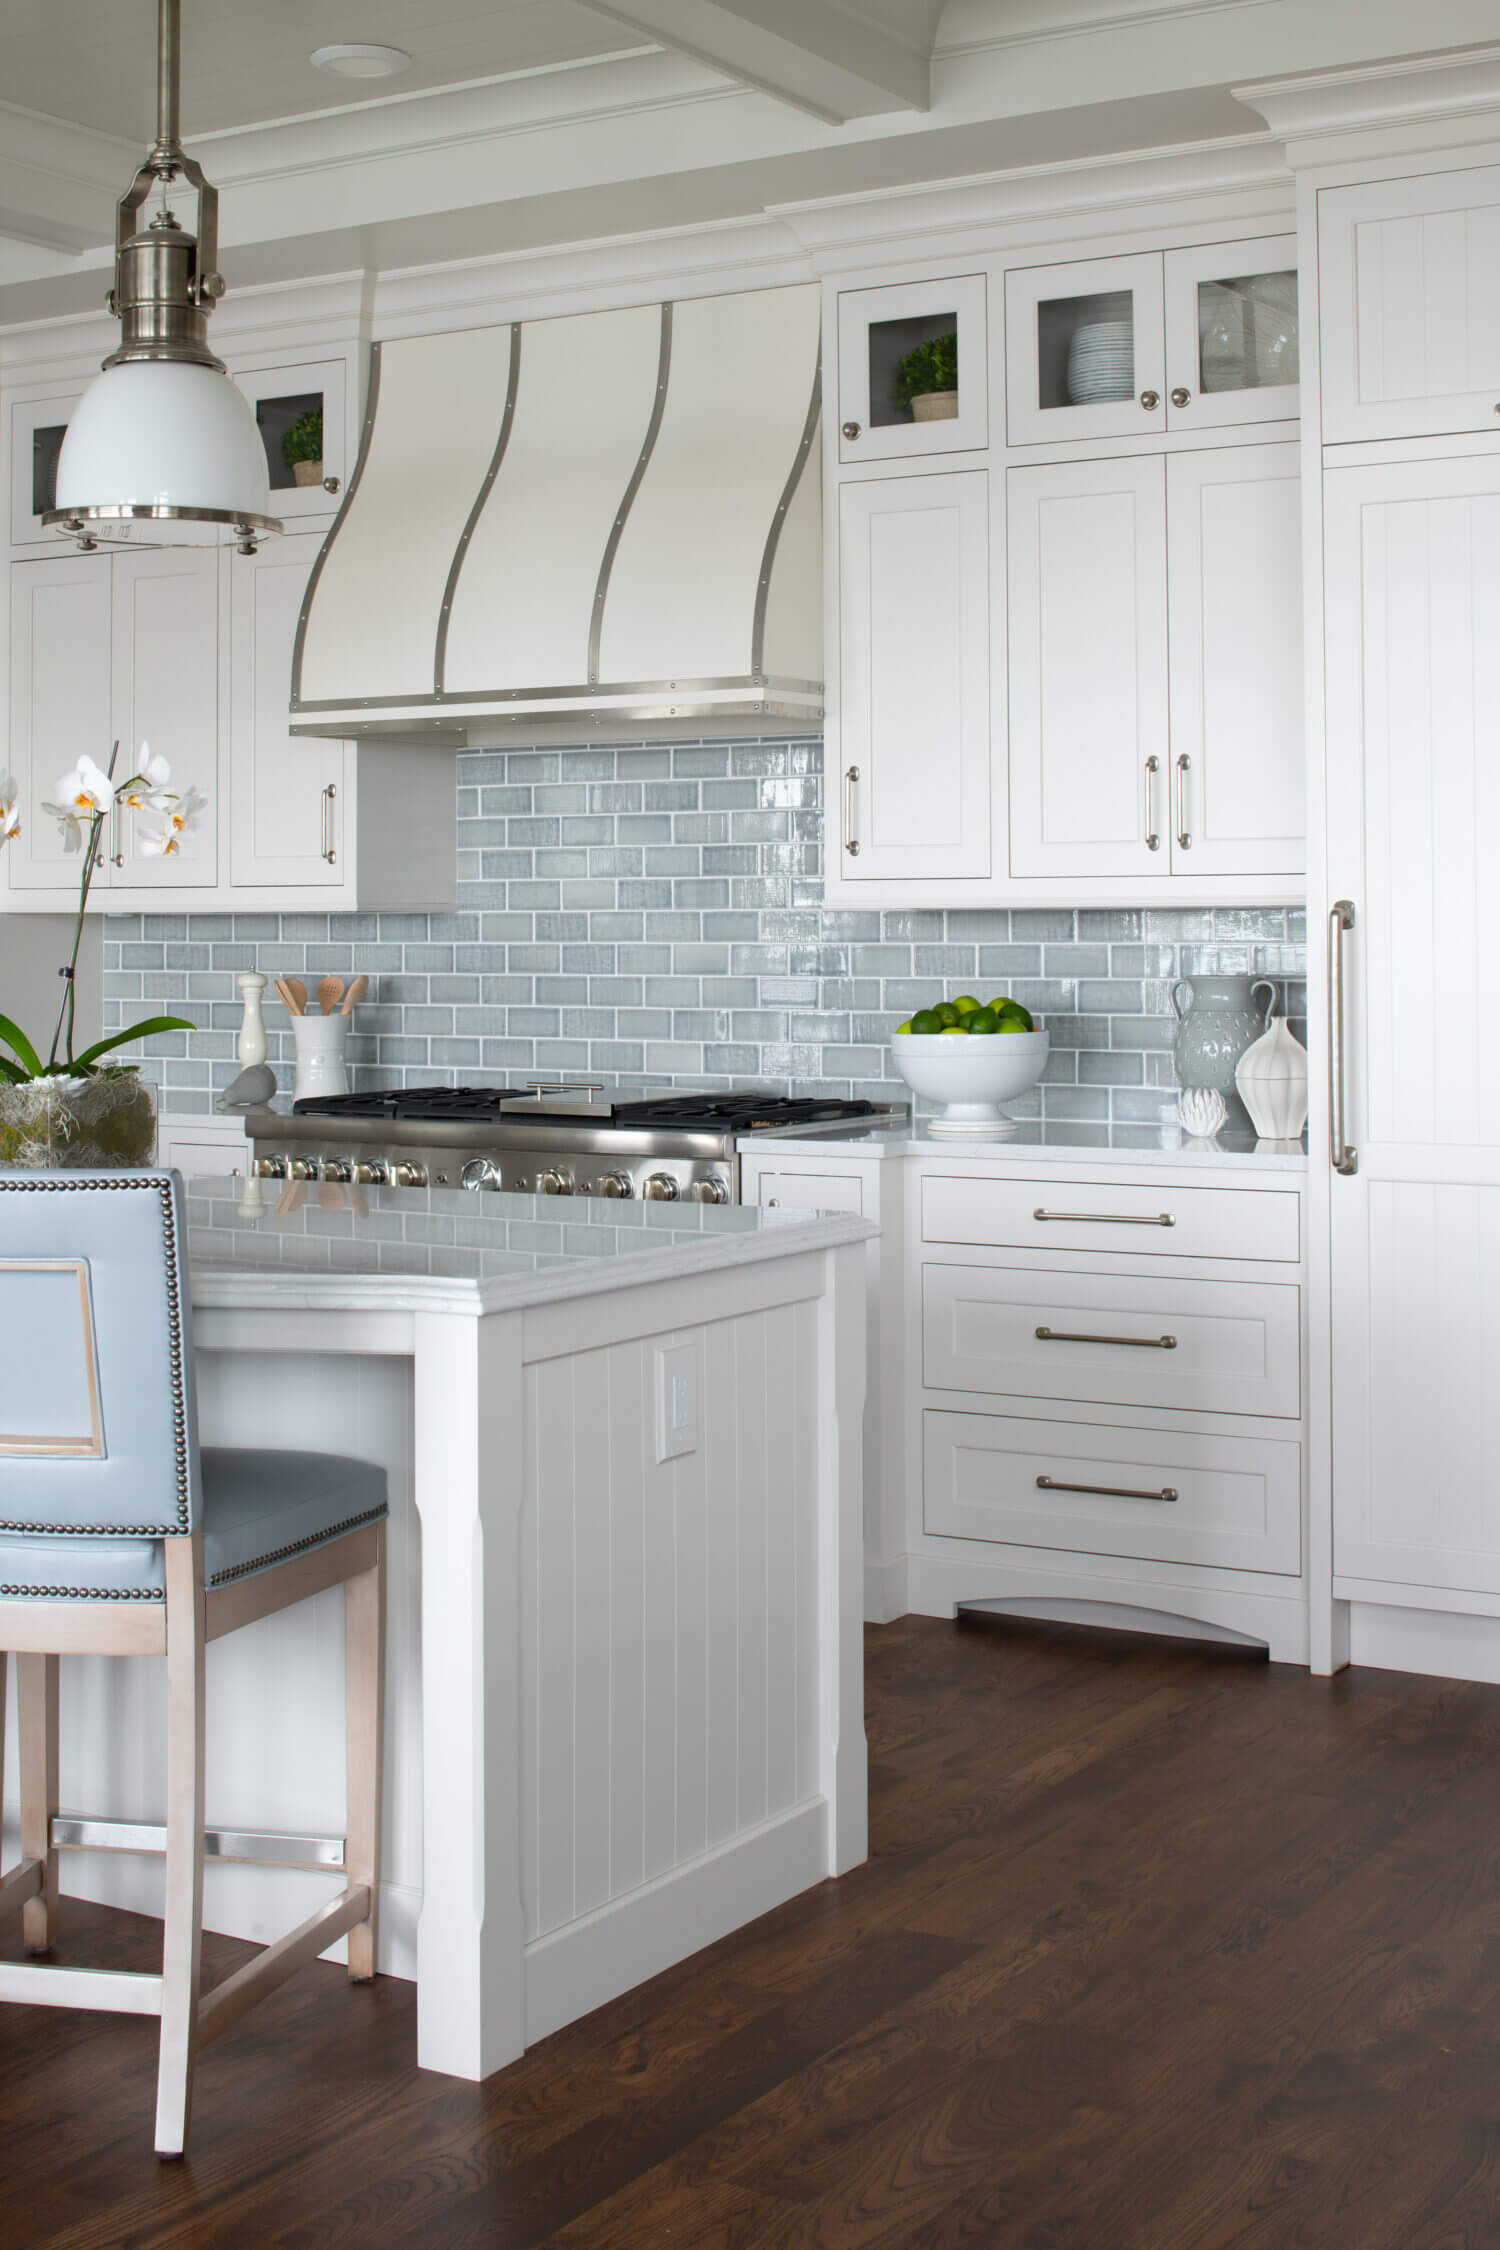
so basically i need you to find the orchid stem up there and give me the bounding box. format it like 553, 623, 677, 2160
46, 739, 119, 1073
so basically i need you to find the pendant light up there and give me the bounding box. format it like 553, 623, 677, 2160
45, 0, 281, 555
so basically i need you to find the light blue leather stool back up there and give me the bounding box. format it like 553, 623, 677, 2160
0, 1170, 202, 1541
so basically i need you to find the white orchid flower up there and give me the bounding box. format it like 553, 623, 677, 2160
41, 755, 114, 854
119, 743, 173, 811
0, 773, 19, 847
137, 783, 207, 858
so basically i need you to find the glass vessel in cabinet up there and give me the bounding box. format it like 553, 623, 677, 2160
1163, 236, 1299, 429
836, 275, 987, 463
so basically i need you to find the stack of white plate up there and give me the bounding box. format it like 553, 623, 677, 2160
1066, 319, 1133, 404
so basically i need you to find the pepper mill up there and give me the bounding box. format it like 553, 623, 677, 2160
236, 973, 268, 1069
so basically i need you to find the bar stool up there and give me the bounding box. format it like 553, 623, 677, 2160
0, 1169, 387, 2156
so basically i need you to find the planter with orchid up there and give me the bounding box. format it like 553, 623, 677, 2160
0, 744, 200, 1166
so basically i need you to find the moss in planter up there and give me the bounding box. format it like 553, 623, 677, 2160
893, 332, 958, 407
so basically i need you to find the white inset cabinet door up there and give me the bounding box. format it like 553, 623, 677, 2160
5, 554, 113, 895
230, 535, 344, 889
1165, 443, 1304, 878
110, 547, 219, 889
1005, 253, 1166, 447
1319, 168, 1500, 442
1007, 454, 1168, 880
1325, 455, 1500, 1595
1163, 236, 1299, 431
836, 274, 987, 464
834, 470, 990, 882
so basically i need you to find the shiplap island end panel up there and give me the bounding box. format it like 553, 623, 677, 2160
6, 1181, 872, 2083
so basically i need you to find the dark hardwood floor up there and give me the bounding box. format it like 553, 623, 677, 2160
9, 1613, 1500, 2249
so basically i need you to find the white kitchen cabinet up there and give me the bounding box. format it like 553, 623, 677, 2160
1318, 169, 1500, 443
832, 469, 991, 883
108, 546, 220, 890
229, 534, 343, 889
230, 352, 354, 522
5, 552, 112, 894
1005, 236, 1298, 447
1324, 454, 1500, 1601
157, 1114, 247, 1179
6, 386, 84, 549
1008, 445, 1303, 885
1007, 453, 1169, 880
835, 274, 987, 464
1165, 443, 1304, 878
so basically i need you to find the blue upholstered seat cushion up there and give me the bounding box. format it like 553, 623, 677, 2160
0, 1449, 387, 1602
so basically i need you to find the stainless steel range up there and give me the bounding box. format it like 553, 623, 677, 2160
246, 1082, 903, 1203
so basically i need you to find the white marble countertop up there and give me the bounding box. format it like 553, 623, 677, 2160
752, 1119, 1309, 1170
184, 1175, 875, 1317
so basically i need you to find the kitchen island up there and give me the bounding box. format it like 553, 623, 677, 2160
15, 1177, 874, 2082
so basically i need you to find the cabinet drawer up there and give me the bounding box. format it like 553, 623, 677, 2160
922, 1261, 1300, 1418
753, 1170, 865, 1216
923, 1408, 1301, 1575
921, 1173, 1300, 1263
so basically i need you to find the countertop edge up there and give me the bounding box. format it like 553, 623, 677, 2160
746, 1131, 1309, 1171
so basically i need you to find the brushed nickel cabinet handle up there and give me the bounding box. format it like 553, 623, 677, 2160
1140, 389, 1160, 410
1037, 1474, 1178, 1503
1036, 1326, 1177, 1349
843, 764, 860, 856
1175, 753, 1192, 849
321, 782, 337, 865
111, 800, 124, 869
1033, 1208, 1175, 1227
1170, 387, 1191, 408
1329, 899, 1357, 1175
322, 474, 341, 494
1144, 753, 1160, 851
841, 420, 862, 440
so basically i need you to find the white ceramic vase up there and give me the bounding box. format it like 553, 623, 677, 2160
1177, 1086, 1227, 1140
290, 1010, 349, 1101
1234, 1014, 1309, 1140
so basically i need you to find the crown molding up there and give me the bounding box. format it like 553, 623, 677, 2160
0, 99, 135, 256
0, 269, 371, 383
1237, 43, 1500, 154
936, 0, 1274, 64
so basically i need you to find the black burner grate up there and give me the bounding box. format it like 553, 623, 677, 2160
610, 1094, 888, 1130
291, 1086, 891, 1131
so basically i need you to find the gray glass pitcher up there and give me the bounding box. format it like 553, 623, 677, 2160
1170, 975, 1275, 1097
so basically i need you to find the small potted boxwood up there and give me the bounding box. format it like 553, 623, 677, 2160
894, 331, 958, 422
282, 408, 324, 487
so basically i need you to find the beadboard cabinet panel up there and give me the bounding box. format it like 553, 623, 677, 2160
1007, 453, 1168, 880
833, 470, 990, 882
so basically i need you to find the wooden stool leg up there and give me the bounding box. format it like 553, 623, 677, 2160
18, 1653, 59, 1954
155, 1536, 206, 2160
344, 1525, 385, 1983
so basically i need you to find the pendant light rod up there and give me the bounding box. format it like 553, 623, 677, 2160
156, 0, 181, 157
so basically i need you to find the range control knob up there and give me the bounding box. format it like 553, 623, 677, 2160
461, 1157, 502, 1192
391, 1161, 428, 1189
595, 1171, 634, 1198
252, 1155, 286, 1180
535, 1168, 572, 1196
319, 1157, 352, 1184
642, 1172, 679, 1201
352, 1160, 389, 1186
290, 1157, 319, 1181
689, 1175, 730, 1205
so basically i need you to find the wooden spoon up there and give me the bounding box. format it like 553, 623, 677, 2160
339, 975, 369, 1015
273, 975, 304, 1016
317, 974, 345, 1016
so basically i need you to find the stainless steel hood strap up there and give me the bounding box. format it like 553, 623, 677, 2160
589, 302, 671, 686
290, 342, 383, 711
434, 324, 522, 696
751, 345, 821, 680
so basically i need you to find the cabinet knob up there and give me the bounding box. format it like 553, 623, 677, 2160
1170, 387, 1191, 408
323, 475, 341, 494
1139, 390, 1160, 411
841, 421, 862, 440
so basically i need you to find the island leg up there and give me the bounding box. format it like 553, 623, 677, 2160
817, 1243, 869, 1877
412, 1309, 526, 2078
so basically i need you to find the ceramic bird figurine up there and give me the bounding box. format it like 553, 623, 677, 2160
217, 1061, 277, 1112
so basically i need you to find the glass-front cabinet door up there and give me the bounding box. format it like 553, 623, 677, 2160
1005, 253, 1165, 446
1163, 235, 1299, 430
836, 274, 987, 463
7, 389, 85, 548
230, 355, 352, 520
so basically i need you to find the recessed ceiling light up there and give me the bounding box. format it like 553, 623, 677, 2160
310, 43, 411, 80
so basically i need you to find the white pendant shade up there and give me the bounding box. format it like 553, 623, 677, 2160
55, 360, 275, 542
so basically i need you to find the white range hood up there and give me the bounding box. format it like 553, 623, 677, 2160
291, 285, 822, 742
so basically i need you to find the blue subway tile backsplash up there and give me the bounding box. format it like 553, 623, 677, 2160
104, 736, 1306, 1124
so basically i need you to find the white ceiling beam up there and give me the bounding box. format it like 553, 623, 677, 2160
580, 2, 930, 124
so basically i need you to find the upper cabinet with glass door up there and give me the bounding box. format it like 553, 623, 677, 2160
1005, 235, 1298, 448
7, 388, 85, 549
836, 275, 987, 463
229, 352, 356, 521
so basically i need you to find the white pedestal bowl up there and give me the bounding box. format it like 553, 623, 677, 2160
891, 1029, 1050, 1135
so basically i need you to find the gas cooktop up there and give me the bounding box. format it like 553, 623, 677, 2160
290, 1086, 891, 1132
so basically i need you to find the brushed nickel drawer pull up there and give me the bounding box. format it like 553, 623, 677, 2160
1035, 1325, 1177, 1349
1144, 753, 1160, 851
1033, 1208, 1175, 1227
1037, 1474, 1178, 1503
843, 764, 860, 856
1328, 899, 1357, 1176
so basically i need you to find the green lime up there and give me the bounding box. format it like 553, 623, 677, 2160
894, 1018, 913, 1034
935, 1002, 960, 1027
966, 1007, 999, 1034
910, 1008, 942, 1035
940, 1025, 968, 1035
998, 1015, 1031, 1034
952, 994, 980, 1014
998, 1000, 1035, 1031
